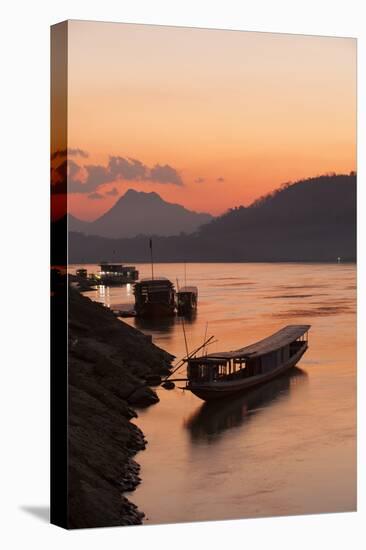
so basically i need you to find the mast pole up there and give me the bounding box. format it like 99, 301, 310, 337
177, 278, 189, 358
149, 238, 154, 280
181, 316, 189, 359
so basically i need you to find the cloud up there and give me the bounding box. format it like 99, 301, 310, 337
51, 159, 67, 194
67, 154, 184, 193
82, 164, 110, 189
105, 187, 119, 197
109, 156, 147, 181
51, 148, 89, 161
51, 152, 89, 194
51, 158, 85, 194
68, 159, 82, 180
69, 148, 89, 158
217, 177, 225, 182
194, 177, 205, 183
51, 150, 184, 194
149, 164, 183, 186
88, 192, 104, 200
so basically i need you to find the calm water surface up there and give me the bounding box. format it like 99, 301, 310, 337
70, 263, 356, 524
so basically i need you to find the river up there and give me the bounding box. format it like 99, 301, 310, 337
70, 262, 356, 524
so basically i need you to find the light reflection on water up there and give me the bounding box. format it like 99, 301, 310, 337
69, 262, 356, 524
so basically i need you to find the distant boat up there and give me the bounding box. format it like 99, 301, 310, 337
177, 286, 198, 315
134, 277, 176, 317
185, 325, 310, 401
76, 268, 88, 279
95, 262, 139, 285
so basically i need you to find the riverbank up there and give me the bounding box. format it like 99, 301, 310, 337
68, 288, 173, 528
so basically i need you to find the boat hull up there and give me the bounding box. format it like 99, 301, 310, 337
177, 304, 196, 315
187, 344, 308, 401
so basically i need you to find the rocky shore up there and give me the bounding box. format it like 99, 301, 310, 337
68, 288, 173, 528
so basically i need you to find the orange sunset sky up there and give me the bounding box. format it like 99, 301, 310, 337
63, 20, 356, 220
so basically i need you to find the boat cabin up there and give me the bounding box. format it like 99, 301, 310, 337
97, 262, 139, 284
76, 268, 88, 279
177, 286, 198, 314
187, 325, 310, 384
134, 277, 176, 317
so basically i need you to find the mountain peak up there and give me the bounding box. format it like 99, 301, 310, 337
121, 189, 162, 203
75, 188, 214, 238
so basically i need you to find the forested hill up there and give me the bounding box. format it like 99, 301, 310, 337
68, 173, 356, 263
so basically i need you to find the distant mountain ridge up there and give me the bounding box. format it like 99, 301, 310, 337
68, 174, 356, 263
68, 189, 213, 238
68, 214, 91, 234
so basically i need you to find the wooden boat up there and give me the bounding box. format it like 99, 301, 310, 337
95, 262, 139, 285
75, 268, 88, 279
186, 325, 310, 401
177, 286, 198, 315
134, 277, 176, 317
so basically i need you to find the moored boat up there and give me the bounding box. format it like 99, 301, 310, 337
134, 277, 176, 317
76, 268, 88, 279
186, 325, 310, 401
94, 262, 139, 285
177, 286, 198, 315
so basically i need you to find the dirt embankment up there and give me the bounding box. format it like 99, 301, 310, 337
68, 288, 173, 528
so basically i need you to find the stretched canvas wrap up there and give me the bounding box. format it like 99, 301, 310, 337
51, 20, 357, 529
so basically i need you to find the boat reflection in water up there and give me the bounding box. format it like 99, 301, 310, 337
179, 309, 197, 324
134, 309, 198, 334
185, 367, 308, 444
134, 314, 176, 334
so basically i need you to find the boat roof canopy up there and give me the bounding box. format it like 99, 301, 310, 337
99, 263, 136, 269
204, 325, 311, 360
139, 277, 172, 284
178, 286, 198, 294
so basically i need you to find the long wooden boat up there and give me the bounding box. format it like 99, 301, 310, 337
186, 325, 310, 401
